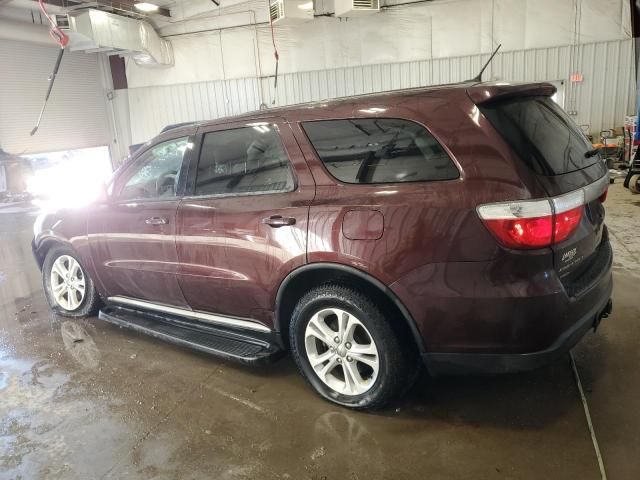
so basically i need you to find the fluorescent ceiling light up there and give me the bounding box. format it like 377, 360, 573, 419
134, 2, 159, 12
298, 1, 313, 10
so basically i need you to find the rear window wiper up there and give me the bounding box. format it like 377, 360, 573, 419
584, 148, 600, 158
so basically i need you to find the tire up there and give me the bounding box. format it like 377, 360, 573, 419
42, 245, 100, 318
289, 284, 411, 410
629, 174, 640, 194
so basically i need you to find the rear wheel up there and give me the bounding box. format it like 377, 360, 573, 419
289, 284, 411, 409
629, 174, 640, 194
43, 245, 100, 318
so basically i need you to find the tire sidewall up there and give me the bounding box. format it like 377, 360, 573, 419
43, 245, 98, 318
290, 287, 404, 409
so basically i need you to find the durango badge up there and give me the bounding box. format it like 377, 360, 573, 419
562, 248, 578, 263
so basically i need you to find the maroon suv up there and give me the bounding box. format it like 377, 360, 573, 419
33, 81, 613, 409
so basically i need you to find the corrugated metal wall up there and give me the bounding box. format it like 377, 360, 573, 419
0, 39, 111, 155
128, 39, 636, 143
128, 78, 262, 143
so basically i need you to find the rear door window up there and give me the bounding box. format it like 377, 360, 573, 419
195, 126, 295, 196
480, 96, 597, 175
302, 118, 458, 184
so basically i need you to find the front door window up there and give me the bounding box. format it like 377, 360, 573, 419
118, 137, 190, 201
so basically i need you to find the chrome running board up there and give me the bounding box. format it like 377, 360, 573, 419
107, 296, 271, 333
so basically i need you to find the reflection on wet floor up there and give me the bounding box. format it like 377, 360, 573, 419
1, 185, 640, 479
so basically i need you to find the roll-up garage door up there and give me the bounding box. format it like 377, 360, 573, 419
0, 38, 110, 155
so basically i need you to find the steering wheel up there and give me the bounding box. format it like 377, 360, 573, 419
156, 171, 177, 196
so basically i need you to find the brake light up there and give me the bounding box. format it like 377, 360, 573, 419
478, 190, 584, 249
553, 206, 583, 243
482, 216, 553, 248
478, 199, 553, 248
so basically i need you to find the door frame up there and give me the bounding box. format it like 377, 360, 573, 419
89, 128, 198, 305
173, 116, 316, 325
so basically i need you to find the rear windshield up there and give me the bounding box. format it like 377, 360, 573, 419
480, 96, 597, 176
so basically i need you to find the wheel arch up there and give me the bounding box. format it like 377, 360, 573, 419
33, 236, 72, 270
275, 263, 426, 355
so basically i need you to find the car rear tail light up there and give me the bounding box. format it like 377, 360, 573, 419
552, 206, 583, 243
478, 199, 553, 249
551, 190, 584, 243
478, 190, 585, 249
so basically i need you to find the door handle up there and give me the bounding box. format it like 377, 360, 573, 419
262, 215, 296, 227
145, 216, 168, 225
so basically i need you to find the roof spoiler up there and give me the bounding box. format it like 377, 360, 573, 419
467, 82, 557, 105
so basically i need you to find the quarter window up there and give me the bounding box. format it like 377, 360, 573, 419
195, 126, 294, 196
302, 118, 458, 184
118, 136, 190, 200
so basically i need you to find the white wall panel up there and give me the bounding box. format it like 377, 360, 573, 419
0, 39, 110, 155
128, 77, 261, 142
128, 0, 631, 90
128, 39, 635, 144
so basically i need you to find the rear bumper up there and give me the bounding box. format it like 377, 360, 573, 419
391, 232, 614, 375
424, 281, 613, 375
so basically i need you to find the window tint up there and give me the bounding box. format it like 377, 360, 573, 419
302, 118, 458, 184
118, 137, 189, 200
480, 96, 597, 176
195, 126, 294, 196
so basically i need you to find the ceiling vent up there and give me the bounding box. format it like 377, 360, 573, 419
334, 0, 380, 16
269, 0, 314, 25
62, 9, 173, 67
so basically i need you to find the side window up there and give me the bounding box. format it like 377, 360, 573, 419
195, 126, 295, 196
117, 137, 190, 201
302, 118, 459, 184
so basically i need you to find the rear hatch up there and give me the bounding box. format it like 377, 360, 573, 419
472, 85, 609, 288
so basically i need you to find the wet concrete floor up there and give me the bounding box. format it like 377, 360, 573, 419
0, 183, 639, 479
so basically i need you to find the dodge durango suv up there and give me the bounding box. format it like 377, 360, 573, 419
33, 81, 613, 409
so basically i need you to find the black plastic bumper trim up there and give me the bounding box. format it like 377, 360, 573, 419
423, 282, 613, 375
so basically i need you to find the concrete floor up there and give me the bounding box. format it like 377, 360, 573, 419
0, 183, 638, 480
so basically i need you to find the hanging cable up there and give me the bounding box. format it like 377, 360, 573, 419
269, 13, 280, 105
38, 0, 68, 47
30, 0, 69, 136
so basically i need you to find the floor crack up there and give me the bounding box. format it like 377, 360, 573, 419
570, 352, 607, 480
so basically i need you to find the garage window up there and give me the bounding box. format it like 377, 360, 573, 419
195, 126, 295, 196
302, 118, 458, 184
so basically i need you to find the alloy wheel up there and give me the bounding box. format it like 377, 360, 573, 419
304, 307, 380, 396
50, 255, 86, 311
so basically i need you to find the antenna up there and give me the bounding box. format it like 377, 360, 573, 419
471, 44, 502, 83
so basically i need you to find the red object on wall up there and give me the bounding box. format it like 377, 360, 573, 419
570, 73, 584, 82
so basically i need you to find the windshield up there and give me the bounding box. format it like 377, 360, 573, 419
480, 96, 598, 176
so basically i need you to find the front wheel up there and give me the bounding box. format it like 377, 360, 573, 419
42, 245, 100, 317
289, 284, 411, 410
